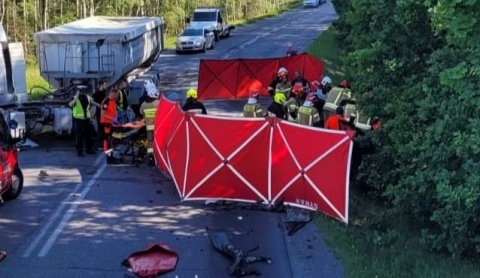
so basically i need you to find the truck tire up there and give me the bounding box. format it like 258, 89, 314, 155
5, 167, 23, 200
214, 31, 220, 42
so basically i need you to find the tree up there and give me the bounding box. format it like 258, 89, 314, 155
332, 0, 480, 256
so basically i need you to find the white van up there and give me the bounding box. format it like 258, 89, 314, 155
303, 0, 326, 8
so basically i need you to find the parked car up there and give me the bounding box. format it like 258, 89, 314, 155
176, 27, 215, 54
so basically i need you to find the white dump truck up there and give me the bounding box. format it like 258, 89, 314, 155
11, 16, 166, 136
186, 8, 236, 41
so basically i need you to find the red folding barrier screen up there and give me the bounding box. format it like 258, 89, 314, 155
197, 53, 324, 100
154, 96, 352, 223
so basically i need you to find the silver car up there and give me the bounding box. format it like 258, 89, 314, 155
176, 27, 215, 54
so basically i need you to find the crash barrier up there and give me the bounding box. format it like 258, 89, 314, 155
197, 53, 324, 100
153, 96, 353, 223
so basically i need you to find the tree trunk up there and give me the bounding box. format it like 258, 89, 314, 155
23, 0, 28, 54
0, 0, 5, 23
43, 0, 49, 30
89, 0, 94, 16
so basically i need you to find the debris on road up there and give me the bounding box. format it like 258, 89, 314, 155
121, 243, 179, 277
0, 251, 6, 262
282, 208, 312, 236
206, 226, 272, 277
204, 199, 287, 213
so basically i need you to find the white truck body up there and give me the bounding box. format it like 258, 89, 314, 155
188, 8, 235, 41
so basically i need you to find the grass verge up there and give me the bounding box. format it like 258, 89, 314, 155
307, 27, 480, 278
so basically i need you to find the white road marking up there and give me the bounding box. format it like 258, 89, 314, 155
21, 182, 82, 258
22, 154, 105, 257
37, 156, 106, 257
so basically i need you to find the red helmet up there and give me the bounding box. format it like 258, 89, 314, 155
340, 80, 351, 89
292, 84, 304, 95
250, 90, 260, 99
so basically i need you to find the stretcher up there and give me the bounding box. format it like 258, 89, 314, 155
111, 121, 147, 165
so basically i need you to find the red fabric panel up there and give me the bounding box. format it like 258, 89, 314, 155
154, 97, 184, 173
154, 101, 351, 223
197, 60, 239, 99
197, 54, 324, 100
274, 121, 351, 221
184, 116, 270, 201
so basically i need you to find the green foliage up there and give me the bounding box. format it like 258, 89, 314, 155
1, 0, 299, 61
332, 0, 480, 256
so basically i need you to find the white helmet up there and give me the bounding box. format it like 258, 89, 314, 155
278, 67, 288, 75
145, 80, 159, 99
321, 76, 332, 86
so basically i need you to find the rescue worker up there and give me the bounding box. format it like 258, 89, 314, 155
182, 88, 207, 114
339, 79, 351, 89
371, 117, 382, 131
315, 76, 333, 100
291, 70, 310, 94
325, 107, 352, 131
116, 78, 130, 123
267, 67, 288, 96
275, 68, 292, 98
313, 76, 333, 115
297, 93, 321, 127
100, 89, 121, 164
139, 81, 160, 163
68, 85, 95, 157
92, 80, 108, 149
243, 91, 264, 118
286, 44, 297, 57
286, 83, 306, 121
267, 93, 287, 119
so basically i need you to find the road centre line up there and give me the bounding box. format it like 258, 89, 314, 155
38, 161, 107, 257
21, 182, 82, 258
22, 154, 105, 257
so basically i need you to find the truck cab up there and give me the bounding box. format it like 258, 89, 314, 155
187, 8, 235, 41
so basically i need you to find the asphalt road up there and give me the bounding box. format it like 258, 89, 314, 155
0, 2, 345, 277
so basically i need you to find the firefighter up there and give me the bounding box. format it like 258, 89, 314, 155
314, 76, 333, 100
243, 91, 263, 118
140, 81, 160, 164
68, 85, 95, 157
286, 83, 306, 122
267, 67, 288, 96
297, 93, 321, 127
116, 78, 130, 123
100, 89, 121, 164
339, 79, 351, 89
267, 93, 287, 119
291, 70, 310, 94
325, 106, 352, 131
275, 68, 292, 98
182, 88, 207, 114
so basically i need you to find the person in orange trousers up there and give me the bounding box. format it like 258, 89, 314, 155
100, 89, 121, 164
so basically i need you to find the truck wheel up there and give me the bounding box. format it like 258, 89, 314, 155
5, 167, 24, 200
214, 32, 220, 42
225, 30, 231, 38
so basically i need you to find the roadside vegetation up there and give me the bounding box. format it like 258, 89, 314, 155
307, 0, 480, 276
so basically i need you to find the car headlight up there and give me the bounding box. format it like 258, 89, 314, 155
194, 39, 202, 44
